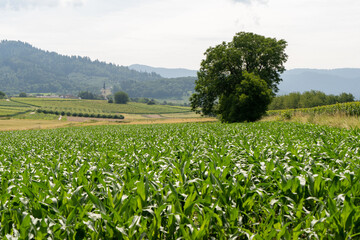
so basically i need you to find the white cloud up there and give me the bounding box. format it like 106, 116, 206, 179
0, 0, 85, 10
231, 0, 268, 4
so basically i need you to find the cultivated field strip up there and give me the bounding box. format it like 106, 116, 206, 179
269, 101, 360, 117
12, 98, 191, 115
0, 122, 360, 239
0, 100, 33, 117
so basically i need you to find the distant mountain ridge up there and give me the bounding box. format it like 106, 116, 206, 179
128, 65, 360, 99
1, 40, 359, 100
129, 64, 198, 78
279, 68, 360, 99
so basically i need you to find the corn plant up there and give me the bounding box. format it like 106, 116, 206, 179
1, 122, 360, 239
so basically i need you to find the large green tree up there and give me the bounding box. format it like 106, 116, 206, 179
190, 32, 288, 122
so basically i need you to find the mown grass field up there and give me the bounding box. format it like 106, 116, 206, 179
1, 122, 359, 239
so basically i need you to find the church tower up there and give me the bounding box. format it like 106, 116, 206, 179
101, 82, 107, 99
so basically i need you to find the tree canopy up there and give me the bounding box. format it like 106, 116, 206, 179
19, 92, 27, 97
114, 91, 129, 104
0, 91, 5, 99
190, 32, 288, 122
78, 91, 102, 100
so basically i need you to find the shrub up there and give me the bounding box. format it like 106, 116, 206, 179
147, 99, 156, 105
114, 91, 129, 104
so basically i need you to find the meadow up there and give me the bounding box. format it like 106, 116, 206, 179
1, 122, 359, 239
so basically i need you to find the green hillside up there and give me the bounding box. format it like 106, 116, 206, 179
0, 41, 195, 99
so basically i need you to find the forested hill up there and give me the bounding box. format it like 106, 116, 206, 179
129, 64, 198, 78
0, 40, 165, 95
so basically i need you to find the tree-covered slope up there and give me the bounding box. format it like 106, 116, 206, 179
0, 40, 162, 95
120, 77, 196, 99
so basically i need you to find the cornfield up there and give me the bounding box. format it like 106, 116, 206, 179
1, 122, 360, 239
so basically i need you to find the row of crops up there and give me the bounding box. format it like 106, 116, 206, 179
1, 122, 360, 239
36, 109, 125, 120
268, 101, 360, 117
0, 100, 33, 117
11, 98, 192, 115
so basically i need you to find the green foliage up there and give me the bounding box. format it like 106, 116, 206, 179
281, 110, 293, 120
147, 99, 156, 105
269, 90, 355, 110
114, 91, 129, 104
78, 91, 102, 100
0, 91, 5, 99
268, 101, 360, 117
191, 32, 287, 122
19, 92, 27, 97
219, 72, 272, 122
1, 122, 360, 238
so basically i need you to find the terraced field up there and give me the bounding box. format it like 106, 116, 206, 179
1, 122, 359, 239
0, 99, 33, 117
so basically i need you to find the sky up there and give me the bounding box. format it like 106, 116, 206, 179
0, 0, 359, 70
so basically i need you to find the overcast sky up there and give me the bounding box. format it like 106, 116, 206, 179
0, 0, 359, 70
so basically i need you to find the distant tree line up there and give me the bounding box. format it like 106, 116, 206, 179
269, 90, 355, 110
36, 109, 124, 119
